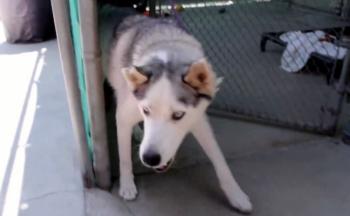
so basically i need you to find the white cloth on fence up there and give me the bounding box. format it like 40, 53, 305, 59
279, 30, 347, 73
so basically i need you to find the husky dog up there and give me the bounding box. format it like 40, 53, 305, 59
107, 15, 252, 213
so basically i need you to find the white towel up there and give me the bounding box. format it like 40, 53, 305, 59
279, 30, 347, 73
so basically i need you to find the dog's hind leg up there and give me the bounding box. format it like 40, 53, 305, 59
191, 115, 253, 214
116, 99, 142, 200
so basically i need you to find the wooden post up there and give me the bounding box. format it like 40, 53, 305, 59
78, 0, 111, 189
50, 0, 94, 187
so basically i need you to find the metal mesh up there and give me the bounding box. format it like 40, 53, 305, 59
157, 0, 349, 134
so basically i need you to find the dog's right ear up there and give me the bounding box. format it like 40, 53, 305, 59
183, 59, 217, 98
122, 67, 148, 91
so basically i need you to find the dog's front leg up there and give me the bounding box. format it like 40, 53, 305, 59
191, 115, 253, 213
116, 103, 141, 200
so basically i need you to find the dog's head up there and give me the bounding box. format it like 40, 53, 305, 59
122, 57, 220, 172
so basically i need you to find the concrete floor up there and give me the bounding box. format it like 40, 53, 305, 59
110, 141, 350, 216
1, 23, 350, 216
0, 27, 85, 215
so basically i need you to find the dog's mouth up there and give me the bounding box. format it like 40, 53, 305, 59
153, 158, 174, 173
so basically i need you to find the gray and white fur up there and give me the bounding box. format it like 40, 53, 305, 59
107, 15, 253, 213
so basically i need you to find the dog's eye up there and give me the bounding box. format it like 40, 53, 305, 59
171, 111, 185, 121
143, 107, 150, 116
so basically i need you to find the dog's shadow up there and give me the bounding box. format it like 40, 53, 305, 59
179, 166, 232, 207
169, 167, 251, 214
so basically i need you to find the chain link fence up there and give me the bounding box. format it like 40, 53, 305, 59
157, 0, 350, 134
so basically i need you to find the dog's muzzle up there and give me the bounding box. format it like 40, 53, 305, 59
154, 158, 174, 173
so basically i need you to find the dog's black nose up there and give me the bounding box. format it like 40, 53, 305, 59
142, 151, 161, 166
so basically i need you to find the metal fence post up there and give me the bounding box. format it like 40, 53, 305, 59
149, 0, 157, 17
341, 0, 350, 18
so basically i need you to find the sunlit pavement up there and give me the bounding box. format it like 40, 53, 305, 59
0, 23, 85, 216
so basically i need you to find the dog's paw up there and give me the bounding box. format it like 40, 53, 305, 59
119, 182, 138, 200
222, 185, 253, 214
229, 191, 253, 214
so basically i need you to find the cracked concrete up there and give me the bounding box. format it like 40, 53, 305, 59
22, 190, 83, 203
85, 188, 134, 216
19, 191, 85, 216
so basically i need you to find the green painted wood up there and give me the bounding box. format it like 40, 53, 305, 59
68, 0, 94, 164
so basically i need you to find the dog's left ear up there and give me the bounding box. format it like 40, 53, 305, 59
184, 58, 217, 98
122, 67, 148, 91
